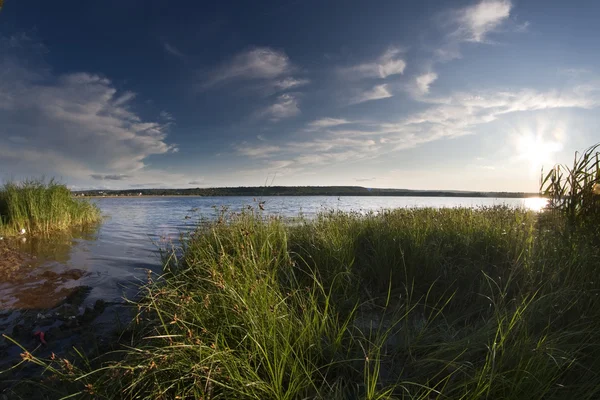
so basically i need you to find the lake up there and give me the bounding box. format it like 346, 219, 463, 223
1, 196, 548, 311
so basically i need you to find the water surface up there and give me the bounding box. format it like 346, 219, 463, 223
0, 196, 547, 310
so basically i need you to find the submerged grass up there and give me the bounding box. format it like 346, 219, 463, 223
0, 178, 101, 236
14, 205, 600, 399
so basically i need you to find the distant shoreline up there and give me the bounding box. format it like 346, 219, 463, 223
74, 186, 542, 199
80, 195, 543, 199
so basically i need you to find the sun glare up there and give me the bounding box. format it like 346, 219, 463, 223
516, 132, 563, 171
523, 197, 548, 212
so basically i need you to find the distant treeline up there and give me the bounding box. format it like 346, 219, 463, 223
74, 186, 540, 198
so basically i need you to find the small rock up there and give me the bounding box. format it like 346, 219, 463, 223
94, 299, 106, 313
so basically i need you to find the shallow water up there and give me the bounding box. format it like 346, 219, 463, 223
0, 196, 547, 311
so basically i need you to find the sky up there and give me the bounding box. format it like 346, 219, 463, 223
1, 0, 599, 192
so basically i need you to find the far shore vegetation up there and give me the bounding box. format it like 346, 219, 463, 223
74, 186, 540, 198
2, 144, 599, 399
0, 179, 101, 237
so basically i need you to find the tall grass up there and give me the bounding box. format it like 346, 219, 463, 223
14, 205, 600, 399
0, 178, 101, 236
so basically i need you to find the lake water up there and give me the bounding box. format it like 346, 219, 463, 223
1, 196, 547, 311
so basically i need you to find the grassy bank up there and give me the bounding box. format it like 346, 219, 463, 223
0, 179, 101, 237
17, 205, 600, 399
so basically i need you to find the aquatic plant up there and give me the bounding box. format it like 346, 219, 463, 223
0, 178, 101, 236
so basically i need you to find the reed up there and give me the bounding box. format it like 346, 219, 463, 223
0, 178, 101, 236
541, 142, 600, 234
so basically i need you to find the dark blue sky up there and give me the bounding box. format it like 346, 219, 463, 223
1, 0, 599, 190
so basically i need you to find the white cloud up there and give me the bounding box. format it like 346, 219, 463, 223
202, 47, 307, 120
308, 118, 352, 128
259, 93, 300, 121
0, 36, 178, 185
427, 0, 520, 81
352, 84, 393, 104
236, 144, 281, 158
454, 0, 512, 43
340, 47, 406, 79
205, 47, 292, 86
274, 77, 310, 90
415, 72, 438, 95
0, 72, 176, 172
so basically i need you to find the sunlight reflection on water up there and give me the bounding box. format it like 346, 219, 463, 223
522, 197, 549, 212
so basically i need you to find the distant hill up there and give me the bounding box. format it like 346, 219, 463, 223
73, 186, 540, 198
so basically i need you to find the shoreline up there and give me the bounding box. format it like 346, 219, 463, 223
79, 194, 545, 199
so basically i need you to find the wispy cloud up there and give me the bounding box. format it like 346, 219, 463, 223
159, 110, 174, 121
235, 83, 600, 176
162, 41, 185, 58
236, 144, 281, 158
90, 174, 131, 180
340, 47, 406, 79
419, 0, 520, 99
415, 72, 438, 95
267, 160, 294, 169
203, 47, 308, 119
452, 0, 513, 43
259, 93, 301, 121
352, 84, 393, 104
204, 47, 292, 87
274, 77, 310, 90
355, 177, 376, 182
308, 118, 353, 128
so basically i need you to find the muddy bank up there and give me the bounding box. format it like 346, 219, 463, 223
0, 292, 132, 396
0, 240, 29, 281
0, 241, 133, 397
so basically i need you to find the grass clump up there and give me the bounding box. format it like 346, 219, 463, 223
20, 205, 600, 399
0, 178, 101, 236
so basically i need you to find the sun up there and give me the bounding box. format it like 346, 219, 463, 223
516, 132, 562, 171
